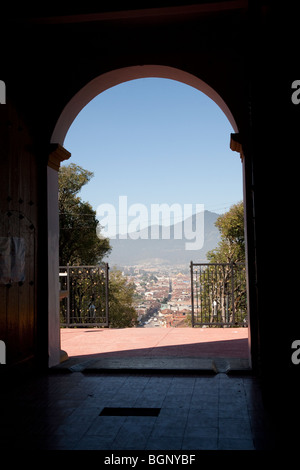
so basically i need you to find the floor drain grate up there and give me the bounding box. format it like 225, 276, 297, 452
99, 407, 161, 417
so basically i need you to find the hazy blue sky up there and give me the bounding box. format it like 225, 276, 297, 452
63, 77, 243, 231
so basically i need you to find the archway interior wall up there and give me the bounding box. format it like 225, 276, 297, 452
50, 65, 238, 146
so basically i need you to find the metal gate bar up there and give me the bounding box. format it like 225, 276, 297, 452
59, 263, 109, 327
190, 261, 247, 327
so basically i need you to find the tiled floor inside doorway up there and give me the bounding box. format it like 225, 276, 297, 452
0, 370, 275, 450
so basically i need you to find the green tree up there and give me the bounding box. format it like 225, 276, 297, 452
203, 201, 247, 324
59, 164, 138, 328
207, 201, 245, 263
59, 163, 111, 265
108, 269, 138, 328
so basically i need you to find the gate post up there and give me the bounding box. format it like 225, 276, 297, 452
190, 261, 195, 327
105, 263, 109, 326
231, 262, 235, 324
66, 264, 70, 327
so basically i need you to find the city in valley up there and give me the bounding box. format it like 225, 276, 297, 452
122, 265, 192, 328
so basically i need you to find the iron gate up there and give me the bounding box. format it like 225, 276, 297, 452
190, 261, 247, 327
59, 264, 109, 327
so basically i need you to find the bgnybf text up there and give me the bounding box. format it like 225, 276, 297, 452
148, 455, 196, 465
103, 454, 196, 466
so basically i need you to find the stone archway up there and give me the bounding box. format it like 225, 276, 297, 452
51, 65, 238, 146
48, 65, 244, 367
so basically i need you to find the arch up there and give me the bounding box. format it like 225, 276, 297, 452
51, 65, 238, 146
48, 64, 245, 368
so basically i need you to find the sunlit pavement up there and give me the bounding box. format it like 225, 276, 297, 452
60, 327, 249, 358
58, 327, 249, 373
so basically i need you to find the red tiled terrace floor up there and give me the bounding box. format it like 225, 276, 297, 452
61, 327, 249, 360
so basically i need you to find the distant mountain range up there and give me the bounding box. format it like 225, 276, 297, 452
104, 210, 221, 267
